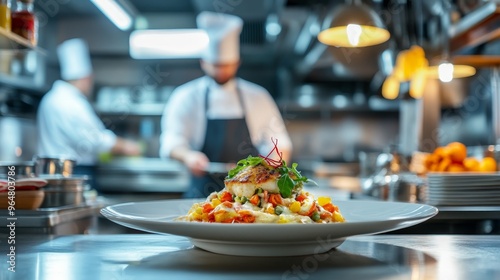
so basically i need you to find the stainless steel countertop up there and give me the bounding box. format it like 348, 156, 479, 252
2, 234, 499, 279
0, 202, 102, 228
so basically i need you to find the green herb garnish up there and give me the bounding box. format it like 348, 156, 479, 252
227, 156, 264, 178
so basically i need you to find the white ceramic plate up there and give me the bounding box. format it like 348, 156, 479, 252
101, 199, 438, 257
101, 199, 438, 256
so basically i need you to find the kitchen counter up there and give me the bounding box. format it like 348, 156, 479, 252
1, 234, 499, 279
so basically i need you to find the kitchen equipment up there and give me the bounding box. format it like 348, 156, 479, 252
96, 157, 189, 193
34, 156, 76, 177
0, 160, 34, 178
361, 148, 426, 202
0, 189, 43, 209
0, 201, 102, 234
202, 162, 234, 174
39, 175, 88, 208
0, 116, 38, 161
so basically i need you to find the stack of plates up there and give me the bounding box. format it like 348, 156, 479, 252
426, 172, 500, 206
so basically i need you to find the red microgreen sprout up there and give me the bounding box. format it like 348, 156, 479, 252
259, 137, 284, 168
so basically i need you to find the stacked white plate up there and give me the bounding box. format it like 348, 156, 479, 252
426, 172, 500, 206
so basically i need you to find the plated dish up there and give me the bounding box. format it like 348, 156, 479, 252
102, 141, 437, 256
179, 143, 345, 224
101, 199, 438, 256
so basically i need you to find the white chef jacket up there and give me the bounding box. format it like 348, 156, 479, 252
37, 80, 117, 165
160, 76, 292, 158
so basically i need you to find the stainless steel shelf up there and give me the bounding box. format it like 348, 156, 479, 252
0, 26, 46, 54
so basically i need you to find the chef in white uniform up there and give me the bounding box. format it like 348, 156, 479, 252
37, 38, 140, 187
160, 12, 292, 198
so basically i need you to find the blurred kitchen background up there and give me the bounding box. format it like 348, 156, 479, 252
1, 0, 499, 194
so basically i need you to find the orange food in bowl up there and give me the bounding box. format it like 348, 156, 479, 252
447, 163, 466, 172
433, 146, 447, 161
463, 157, 480, 172
478, 157, 497, 172
437, 157, 452, 172
423, 142, 500, 173
445, 142, 467, 163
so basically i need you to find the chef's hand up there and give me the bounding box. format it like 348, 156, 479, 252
122, 140, 142, 156
184, 151, 209, 177
111, 138, 142, 156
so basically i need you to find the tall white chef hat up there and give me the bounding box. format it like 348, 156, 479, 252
196, 11, 243, 63
57, 38, 93, 81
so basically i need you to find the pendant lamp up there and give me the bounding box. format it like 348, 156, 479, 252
317, 0, 390, 48
426, 0, 476, 82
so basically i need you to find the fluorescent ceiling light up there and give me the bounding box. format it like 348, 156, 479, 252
90, 0, 133, 31
129, 29, 209, 59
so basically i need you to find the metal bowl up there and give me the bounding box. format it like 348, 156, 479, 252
0, 161, 35, 179
39, 175, 88, 208
34, 156, 76, 177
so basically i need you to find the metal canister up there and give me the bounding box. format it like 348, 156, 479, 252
0, 161, 34, 179
34, 156, 76, 177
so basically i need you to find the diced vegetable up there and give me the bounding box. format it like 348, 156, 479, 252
275, 205, 284, 215
289, 201, 301, 213
202, 203, 214, 213
249, 194, 260, 206
317, 196, 331, 206
268, 194, 283, 207
234, 196, 248, 204
322, 203, 336, 213
211, 198, 221, 207
333, 211, 345, 222
296, 193, 307, 202
218, 191, 233, 202
311, 211, 320, 222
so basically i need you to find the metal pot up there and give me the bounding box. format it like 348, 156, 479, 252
39, 175, 88, 208
0, 161, 35, 179
34, 156, 76, 177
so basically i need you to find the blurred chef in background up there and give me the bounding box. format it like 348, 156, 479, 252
160, 12, 292, 198
37, 38, 141, 187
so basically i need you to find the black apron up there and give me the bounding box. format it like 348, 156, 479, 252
183, 83, 259, 198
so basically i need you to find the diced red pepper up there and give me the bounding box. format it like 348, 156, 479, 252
296, 193, 307, 202
202, 203, 214, 213
322, 203, 336, 213
219, 191, 233, 202
237, 210, 256, 223
268, 194, 283, 207
249, 194, 260, 206
320, 211, 332, 220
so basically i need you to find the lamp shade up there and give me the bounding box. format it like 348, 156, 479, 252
318, 3, 390, 48
426, 64, 476, 80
